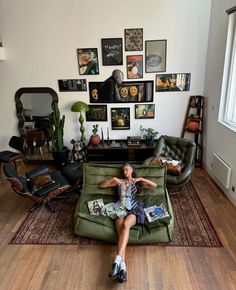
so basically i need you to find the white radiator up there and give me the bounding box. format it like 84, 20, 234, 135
211, 153, 231, 189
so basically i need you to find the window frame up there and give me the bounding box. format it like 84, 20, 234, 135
218, 6, 236, 132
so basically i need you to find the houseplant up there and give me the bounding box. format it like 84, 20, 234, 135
50, 102, 69, 165
140, 125, 159, 145
89, 124, 101, 145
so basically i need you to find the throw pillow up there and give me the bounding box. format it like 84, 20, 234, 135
149, 155, 183, 176
149, 156, 166, 165
30, 174, 55, 194
166, 163, 182, 176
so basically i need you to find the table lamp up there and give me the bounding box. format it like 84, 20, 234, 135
71, 101, 89, 143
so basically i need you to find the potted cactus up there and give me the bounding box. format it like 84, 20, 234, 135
89, 124, 101, 145
50, 102, 69, 165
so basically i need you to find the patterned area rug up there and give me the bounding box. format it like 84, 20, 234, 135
10, 182, 222, 247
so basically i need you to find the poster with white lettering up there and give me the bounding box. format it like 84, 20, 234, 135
101, 38, 123, 65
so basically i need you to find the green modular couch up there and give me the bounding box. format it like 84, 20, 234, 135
74, 163, 174, 244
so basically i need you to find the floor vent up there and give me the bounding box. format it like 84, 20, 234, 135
211, 153, 231, 189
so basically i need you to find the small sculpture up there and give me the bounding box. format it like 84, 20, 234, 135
70, 139, 86, 163
100, 69, 124, 103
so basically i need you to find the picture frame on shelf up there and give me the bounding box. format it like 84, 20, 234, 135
124, 28, 143, 51
111, 107, 130, 130
135, 104, 155, 119
145, 40, 167, 73
101, 38, 123, 65
156, 73, 191, 92
86, 105, 107, 122
127, 55, 143, 79
58, 79, 87, 92
77, 48, 99, 75
89, 80, 153, 103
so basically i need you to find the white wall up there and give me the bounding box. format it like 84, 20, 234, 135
0, 0, 211, 149
204, 0, 236, 205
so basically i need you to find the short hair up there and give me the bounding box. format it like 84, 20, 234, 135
122, 163, 136, 177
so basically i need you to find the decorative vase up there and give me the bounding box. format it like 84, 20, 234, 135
90, 134, 101, 145
52, 146, 69, 167
146, 138, 155, 146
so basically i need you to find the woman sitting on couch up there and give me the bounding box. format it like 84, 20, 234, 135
99, 163, 157, 283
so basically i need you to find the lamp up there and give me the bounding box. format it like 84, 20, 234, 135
71, 101, 89, 143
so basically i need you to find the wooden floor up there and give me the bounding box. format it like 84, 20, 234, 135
0, 164, 236, 290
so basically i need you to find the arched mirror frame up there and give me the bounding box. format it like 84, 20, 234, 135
15, 87, 58, 137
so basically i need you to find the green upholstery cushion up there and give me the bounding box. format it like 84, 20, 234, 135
74, 163, 174, 244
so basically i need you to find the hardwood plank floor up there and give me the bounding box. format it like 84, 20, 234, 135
0, 164, 236, 290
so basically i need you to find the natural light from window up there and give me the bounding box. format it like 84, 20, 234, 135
218, 6, 236, 132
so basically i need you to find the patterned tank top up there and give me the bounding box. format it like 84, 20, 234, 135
114, 179, 138, 210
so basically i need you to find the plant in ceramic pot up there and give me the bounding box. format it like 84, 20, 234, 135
50, 102, 69, 165
140, 125, 159, 145
90, 124, 101, 145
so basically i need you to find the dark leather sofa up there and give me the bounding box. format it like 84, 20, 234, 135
144, 135, 196, 188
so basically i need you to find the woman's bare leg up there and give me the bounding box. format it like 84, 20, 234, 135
116, 214, 136, 261
115, 218, 124, 236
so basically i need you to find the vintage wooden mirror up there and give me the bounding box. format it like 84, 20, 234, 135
15, 87, 58, 161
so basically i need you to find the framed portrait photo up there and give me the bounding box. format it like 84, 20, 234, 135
125, 28, 143, 51
127, 55, 143, 79
86, 105, 107, 122
77, 48, 99, 75
102, 38, 123, 65
111, 107, 130, 130
135, 104, 155, 119
145, 40, 167, 73
156, 73, 191, 92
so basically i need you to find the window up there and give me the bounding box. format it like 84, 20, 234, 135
218, 6, 236, 132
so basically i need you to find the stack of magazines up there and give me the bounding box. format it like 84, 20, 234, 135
144, 203, 170, 222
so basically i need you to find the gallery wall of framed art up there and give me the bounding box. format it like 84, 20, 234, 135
56, 26, 192, 134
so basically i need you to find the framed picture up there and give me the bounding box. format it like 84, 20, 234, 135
111, 107, 130, 130
135, 104, 155, 119
101, 38, 123, 65
89, 80, 153, 103
156, 73, 191, 92
77, 48, 99, 75
145, 40, 167, 73
58, 79, 87, 92
127, 55, 143, 79
124, 28, 143, 51
86, 105, 107, 122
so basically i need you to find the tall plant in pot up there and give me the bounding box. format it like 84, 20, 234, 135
50, 102, 69, 165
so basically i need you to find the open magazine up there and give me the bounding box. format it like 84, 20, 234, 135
144, 203, 170, 222
87, 198, 104, 215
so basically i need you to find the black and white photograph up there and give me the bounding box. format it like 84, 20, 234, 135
58, 79, 87, 92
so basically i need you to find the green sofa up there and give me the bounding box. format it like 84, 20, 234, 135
74, 163, 174, 244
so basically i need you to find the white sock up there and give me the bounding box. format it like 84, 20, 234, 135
120, 261, 126, 271
114, 255, 122, 265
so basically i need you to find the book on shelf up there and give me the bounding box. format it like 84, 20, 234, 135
144, 203, 170, 222
87, 198, 104, 215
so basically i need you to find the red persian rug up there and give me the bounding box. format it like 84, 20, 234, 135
10, 182, 222, 247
